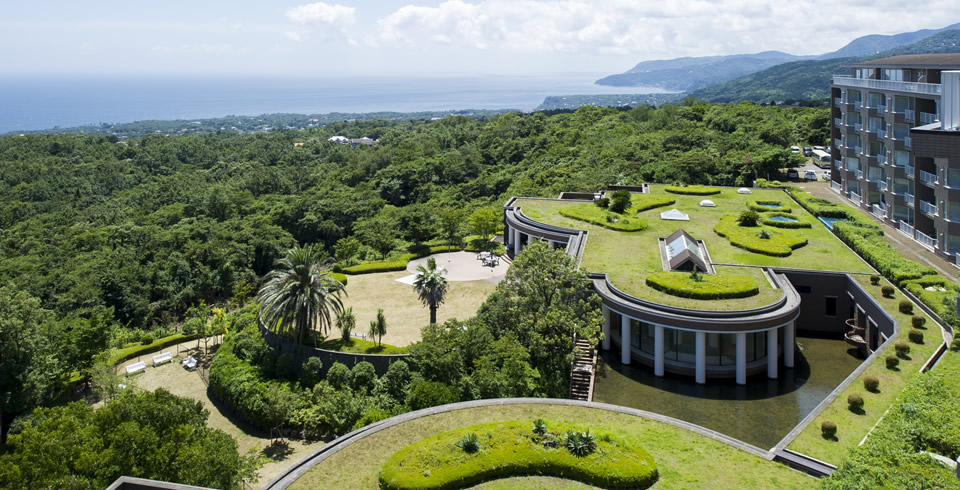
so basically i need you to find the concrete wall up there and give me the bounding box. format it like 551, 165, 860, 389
779, 270, 853, 335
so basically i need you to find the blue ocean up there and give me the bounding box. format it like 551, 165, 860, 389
0, 75, 669, 133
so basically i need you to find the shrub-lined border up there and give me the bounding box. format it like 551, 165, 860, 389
713, 215, 808, 257
761, 212, 812, 229
748, 199, 792, 213
343, 245, 481, 275
664, 185, 721, 196
632, 195, 677, 213
645, 271, 759, 300
378, 420, 658, 489
559, 205, 648, 232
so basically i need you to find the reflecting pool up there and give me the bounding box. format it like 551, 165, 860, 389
769, 216, 798, 223
818, 217, 847, 230
593, 334, 862, 449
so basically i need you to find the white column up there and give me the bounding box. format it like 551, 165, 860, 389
621, 315, 631, 365
513, 228, 520, 256
695, 331, 706, 385
736, 333, 746, 385
784, 322, 795, 369
601, 306, 611, 351
767, 329, 778, 379
654, 325, 664, 377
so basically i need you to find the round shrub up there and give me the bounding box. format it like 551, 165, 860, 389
864, 376, 880, 392
594, 197, 610, 209
737, 210, 760, 227
881, 285, 894, 298
608, 190, 631, 214
299, 357, 324, 388
350, 361, 377, 392
457, 433, 480, 454
908, 329, 924, 344
140, 333, 155, 345
898, 300, 913, 314
847, 393, 864, 411
870, 275, 880, 285
273, 353, 296, 380
821, 421, 837, 438
895, 341, 910, 357
326, 362, 352, 390
912, 315, 926, 329
886, 355, 900, 369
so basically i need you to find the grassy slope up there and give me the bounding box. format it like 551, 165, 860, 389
517, 186, 872, 310
289, 404, 815, 489
785, 274, 945, 464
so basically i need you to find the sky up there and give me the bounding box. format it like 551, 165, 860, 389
2, 0, 959, 78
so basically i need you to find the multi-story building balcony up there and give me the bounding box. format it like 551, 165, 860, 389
831, 76, 943, 96
849, 145, 862, 156
834, 117, 843, 127
919, 199, 938, 216
904, 136, 912, 148
831, 180, 842, 192
834, 97, 842, 107
920, 112, 938, 125
878, 180, 888, 191
856, 169, 863, 180
849, 190, 862, 203
904, 109, 916, 122
876, 128, 887, 139
905, 192, 915, 207
833, 138, 842, 148
871, 202, 887, 219
898, 219, 915, 238
918, 169, 938, 186
877, 154, 888, 165
916, 229, 937, 250
853, 123, 863, 132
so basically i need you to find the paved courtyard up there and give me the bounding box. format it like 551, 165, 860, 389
405, 251, 508, 282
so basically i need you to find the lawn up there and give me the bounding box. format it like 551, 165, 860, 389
337, 271, 498, 346
517, 185, 872, 310
784, 274, 946, 464
288, 404, 815, 489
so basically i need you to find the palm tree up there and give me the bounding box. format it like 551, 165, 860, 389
258, 245, 346, 351
413, 257, 448, 325
337, 307, 357, 344
369, 308, 387, 346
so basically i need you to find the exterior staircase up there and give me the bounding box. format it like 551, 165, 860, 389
570, 335, 597, 401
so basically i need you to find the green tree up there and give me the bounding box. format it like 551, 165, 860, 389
355, 214, 398, 260
334, 236, 362, 266
476, 241, 602, 397
468, 207, 500, 251
337, 306, 357, 343
608, 190, 631, 213
0, 286, 62, 444
438, 206, 465, 252
413, 257, 448, 325
263, 384, 298, 443
258, 245, 346, 351
369, 308, 387, 347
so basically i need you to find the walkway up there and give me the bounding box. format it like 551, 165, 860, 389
794, 181, 959, 283
405, 251, 508, 282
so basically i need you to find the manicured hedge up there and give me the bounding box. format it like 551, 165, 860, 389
632, 195, 676, 213
713, 215, 808, 256
645, 271, 759, 300
559, 204, 648, 231
378, 420, 658, 489
760, 212, 811, 229
747, 199, 792, 213
110, 333, 196, 366
343, 260, 409, 274
664, 185, 721, 195
833, 222, 935, 284
753, 178, 790, 189
330, 272, 348, 286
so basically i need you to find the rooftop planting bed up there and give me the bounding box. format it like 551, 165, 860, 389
515, 185, 873, 310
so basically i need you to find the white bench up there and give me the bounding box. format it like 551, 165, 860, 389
152, 351, 173, 367
182, 356, 198, 370
125, 361, 146, 375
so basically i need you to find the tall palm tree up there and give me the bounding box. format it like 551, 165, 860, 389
369, 308, 387, 346
258, 245, 346, 351
413, 257, 448, 325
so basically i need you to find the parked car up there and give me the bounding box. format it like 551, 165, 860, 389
803, 146, 813, 156
790, 146, 801, 153
787, 169, 800, 179
822, 170, 831, 180
804, 170, 818, 181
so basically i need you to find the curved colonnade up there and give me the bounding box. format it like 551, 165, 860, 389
503, 197, 800, 385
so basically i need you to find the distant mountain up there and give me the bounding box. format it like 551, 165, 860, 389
818, 22, 960, 59
596, 23, 960, 93
595, 51, 807, 92
689, 29, 960, 103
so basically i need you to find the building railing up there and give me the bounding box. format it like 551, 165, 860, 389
898, 220, 915, 237
856, 169, 863, 180
876, 128, 887, 139
877, 154, 887, 165
915, 229, 937, 249
919, 199, 938, 216
850, 190, 862, 203
904, 136, 912, 148
879, 180, 888, 191
918, 169, 938, 185
870, 104, 887, 113
831, 76, 942, 95
871, 203, 887, 219
854, 123, 863, 132
905, 192, 914, 207
920, 112, 938, 124
834, 138, 842, 148
904, 109, 915, 121
834, 97, 842, 107
831, 180, 842, 192
850, 145, 862, 155
834, 117, 843, 127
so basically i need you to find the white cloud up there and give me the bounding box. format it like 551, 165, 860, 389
285, 31, 303, 42
286, 3, 355, 26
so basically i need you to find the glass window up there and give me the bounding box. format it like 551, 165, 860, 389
746, 332, 756, 361
846, 157, 860, 171
677, 330, 697, 364
630, 320, 641, 350
663, 328, 678, 362
949, 169, 960, 188
752, 331, 768, 362
949, 235, 960, 256
949, 202, 960, 222
705, 333, 720, 366
640, 323, 656, 355
720, 333, 737, 366
826, 297, 837, 317
895, 151, 911, 167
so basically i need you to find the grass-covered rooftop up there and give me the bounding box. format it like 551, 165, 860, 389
515, 185, 874, 310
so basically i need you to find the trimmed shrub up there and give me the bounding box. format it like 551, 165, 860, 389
329, 272, 348, 286
714, 215, 808, 257
761, 212, 812, 229
895, 341, 910, 357
378, 420, 659, 490
645, 271, 759, 300
912, 315, 926, 329
350, 361, 377, 392
326, 362, 352, 390
886, 355, 900, 369
864, 376, 880, 392
748, 200, 792, 213
665, 185, 720, 195
631, 195, 676, 213
559, 204, 648, 231
847, 393, 864, 411
899, 300, 914, 314
908, 329, 924, 344
737, 210, 760, 227
821, 421, 837, 438
881, 285, 894, 298
594, 197, 610, 209
870, 275, 881, 285
110, 333, 196, 366
608, 190, 631, 214
299, 357, 324, 388
273, 353, 296, 380
342, 260, 408, 274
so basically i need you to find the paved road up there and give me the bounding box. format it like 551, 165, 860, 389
793, 181, 960, 283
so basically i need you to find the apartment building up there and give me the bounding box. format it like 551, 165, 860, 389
830, 54, 960, 263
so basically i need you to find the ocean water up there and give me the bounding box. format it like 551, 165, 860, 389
0, 75, 670, 133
